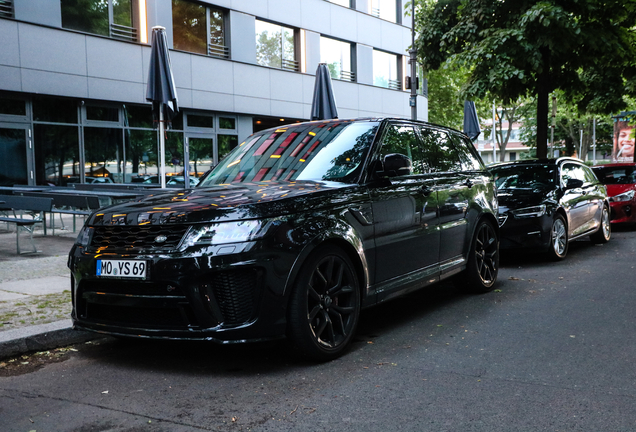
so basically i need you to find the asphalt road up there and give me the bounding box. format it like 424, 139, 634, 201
1, 227, 636, 432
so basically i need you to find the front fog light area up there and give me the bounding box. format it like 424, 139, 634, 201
180, 220, 264, 249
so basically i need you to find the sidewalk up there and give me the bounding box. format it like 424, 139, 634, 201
0, 220, 96, 359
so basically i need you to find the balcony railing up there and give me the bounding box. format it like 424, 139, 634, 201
388, 79, 402, 90
110, 23, 138, 42
0, 0, 14, 18
208, 42, 230, 59
340, 70, 356, 82
282, 58, 299, 72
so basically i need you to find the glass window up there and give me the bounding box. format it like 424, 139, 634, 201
320, 37, 354, 82
61, 0, 139, 42
218, 134, 238, 164
189, 137, 214, 176
0, 97, 26, 117
370, 0, 397, 23
187, 114, 214, 128
256, 20, 297, 71
418, 127, 463, 173
200, 121, 379, 185
0, 128, 28, 185
124, 104, 153, 128
127, 129, 158, 182
86, 106, 119, 122
491, 164, 557, 190
592, 166, 636, 185
449, 133, 484, 171
34, 124, 80, 186
172, 0, 227, 58
219, 117, 236, 130
84, 127, 124, 183
379, 124, 424, 175
33, 97, 78, 124
373, 50, 400, 89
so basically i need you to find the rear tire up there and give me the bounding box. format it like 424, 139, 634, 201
547, 214, 568, 260
457, 219, 499, 293
590, 205, 611, 244
288, 245, 361, 361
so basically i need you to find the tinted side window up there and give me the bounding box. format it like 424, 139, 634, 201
561, 163, 587, 185
418, 127, 463, 173
450, 133, 485, 171
379, 124, 425, 175
581, 165, 598, 184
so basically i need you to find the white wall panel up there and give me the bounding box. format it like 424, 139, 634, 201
191, 90, 234, 112
0, 20, 19, 67
0, 66, 22, 92
19, 26, 87, 76
21, 69, 88, 98
269, 70, 303, 104
191, 56, 234, 94
268, 0, 301, 27
233, 64, 271, 99
88, 78, 145, 103
234, 95, 271, 116
86, 38, 144, 82
300, 1, 331, 35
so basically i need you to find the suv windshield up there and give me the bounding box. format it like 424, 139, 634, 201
490, 164, 557, 190
199, 121, 380, 186
592, 166, 636, 185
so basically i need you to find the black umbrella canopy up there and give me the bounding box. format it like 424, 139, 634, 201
463, 100, 481, 141
146, 26, 178, 125
310, 63, 338, 121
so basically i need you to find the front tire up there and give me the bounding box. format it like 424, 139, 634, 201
288, 245, 361, 361
458, 219, 499, 293
590, 205, 611, 244
548, 214, 568, 260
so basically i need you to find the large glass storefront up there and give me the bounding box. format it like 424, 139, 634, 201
0, 93, 239, 186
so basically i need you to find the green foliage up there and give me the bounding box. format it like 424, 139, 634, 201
416, 0, 636, 155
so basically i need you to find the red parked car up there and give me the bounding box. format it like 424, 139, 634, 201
592, 163, 636, 224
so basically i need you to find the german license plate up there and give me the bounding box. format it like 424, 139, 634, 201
96, 260, 147, 278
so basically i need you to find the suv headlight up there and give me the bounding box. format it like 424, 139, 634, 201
610, 190, 635, 203
511, 204, 546, 218
75, 226, 94, 247
180, 220, 264, 249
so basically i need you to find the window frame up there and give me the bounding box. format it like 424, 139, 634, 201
255, 19, 300, 72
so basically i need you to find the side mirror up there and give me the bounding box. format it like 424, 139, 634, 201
380, 153, 413, 177
565, 178, 584, 189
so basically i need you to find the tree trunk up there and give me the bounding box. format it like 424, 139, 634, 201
536, 48, 550, 159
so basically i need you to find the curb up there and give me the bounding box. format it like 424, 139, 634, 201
0, 320, 97, 360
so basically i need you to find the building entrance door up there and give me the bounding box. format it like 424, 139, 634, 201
185, 134, 215, 179
0, 123, 32, 185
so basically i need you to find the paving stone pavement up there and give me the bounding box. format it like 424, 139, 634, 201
0, 220, 97, 359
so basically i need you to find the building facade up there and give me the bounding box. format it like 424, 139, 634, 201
0, 0, 427, 186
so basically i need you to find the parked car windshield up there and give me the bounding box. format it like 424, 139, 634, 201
199, 121, 380, 186
490, 164, 557, 190
592, 166, 636, 185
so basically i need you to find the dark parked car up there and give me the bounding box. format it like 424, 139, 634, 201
490, 158, 611, 260
592, 163, 636, 225
69, 118, 499, 360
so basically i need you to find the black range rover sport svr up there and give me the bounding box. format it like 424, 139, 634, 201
69, 118, 500, 360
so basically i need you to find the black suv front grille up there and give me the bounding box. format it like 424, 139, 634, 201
88, 225, 189, 253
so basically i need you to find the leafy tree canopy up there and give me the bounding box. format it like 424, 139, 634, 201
415, 0, 636, 157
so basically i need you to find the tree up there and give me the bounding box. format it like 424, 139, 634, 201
415, 0, 636, 158
426, 62, 468, 130
477, 98, 534, 162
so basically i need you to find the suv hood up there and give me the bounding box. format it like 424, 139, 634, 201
88, 181, 355, 226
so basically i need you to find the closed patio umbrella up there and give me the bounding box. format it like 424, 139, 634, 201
463, 100, 481, 141
310, 63, 338, 121
146, 26, 179, 188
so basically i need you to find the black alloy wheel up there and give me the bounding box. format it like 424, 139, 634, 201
288, 245, 360, 361
548, 214, 568, 260
590, 205, 611, 244
459, 219, 499, 293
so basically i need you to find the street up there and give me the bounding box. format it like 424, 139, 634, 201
2, 228, 636, 431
